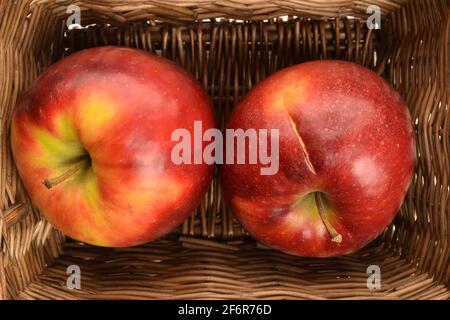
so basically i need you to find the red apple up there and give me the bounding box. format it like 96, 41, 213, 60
11, 46, 215, 247
221, 60, 415, 257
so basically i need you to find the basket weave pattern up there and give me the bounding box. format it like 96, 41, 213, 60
0, 0, 448, 299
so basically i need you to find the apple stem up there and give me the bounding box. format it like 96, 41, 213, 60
42, 162, 85, 189
314, 192, 342, 244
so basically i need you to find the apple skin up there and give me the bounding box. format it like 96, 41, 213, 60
11, 46, 215, 247
220, 60, 415, 257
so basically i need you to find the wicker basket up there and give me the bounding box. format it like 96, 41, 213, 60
0, 0, 449, 300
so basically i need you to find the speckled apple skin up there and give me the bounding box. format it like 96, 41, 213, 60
221, 60, 415, 257
11, 46, 215, 247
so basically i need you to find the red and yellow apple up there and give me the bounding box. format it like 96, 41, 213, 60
221, 60, 415, 257
11, 46, 215, 247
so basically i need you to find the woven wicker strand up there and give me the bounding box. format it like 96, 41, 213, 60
38, 0, 410, 21
0, 0, 448, 300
